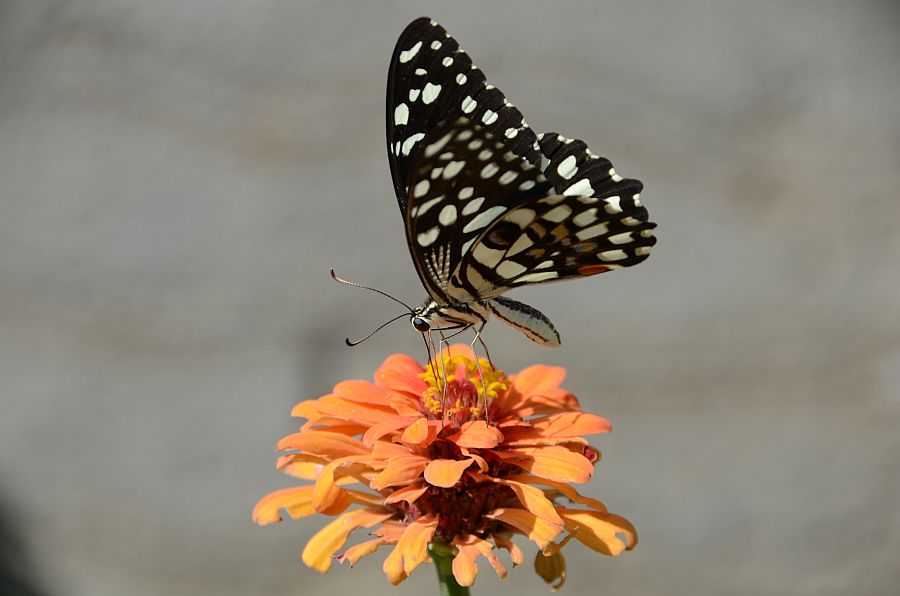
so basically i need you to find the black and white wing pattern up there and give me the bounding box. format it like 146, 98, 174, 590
386, 17, 656, 345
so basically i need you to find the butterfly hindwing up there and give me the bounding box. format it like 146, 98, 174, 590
448, 133, 657, 300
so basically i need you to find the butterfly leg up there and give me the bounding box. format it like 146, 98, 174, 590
434, 324, 470, 423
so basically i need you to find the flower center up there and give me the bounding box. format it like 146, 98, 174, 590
419, 354, 508, 424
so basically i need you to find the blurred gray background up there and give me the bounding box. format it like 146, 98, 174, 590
1, 1, 899, 595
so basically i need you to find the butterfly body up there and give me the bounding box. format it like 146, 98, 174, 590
388, 18, 656, 347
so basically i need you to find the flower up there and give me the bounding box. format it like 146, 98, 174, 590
253, 345, 636, 589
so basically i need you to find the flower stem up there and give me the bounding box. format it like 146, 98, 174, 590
430, 541, 470, 596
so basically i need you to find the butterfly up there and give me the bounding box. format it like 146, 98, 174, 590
386, 17, 656, 347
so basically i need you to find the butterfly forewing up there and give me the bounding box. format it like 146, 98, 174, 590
387, 17, 542, 214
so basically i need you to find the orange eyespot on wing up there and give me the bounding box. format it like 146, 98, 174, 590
578, 265, 610, 276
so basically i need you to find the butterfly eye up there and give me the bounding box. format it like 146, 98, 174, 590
412, 317, 431, 332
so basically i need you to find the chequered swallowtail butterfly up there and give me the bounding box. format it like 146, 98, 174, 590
388, 17, 656, 347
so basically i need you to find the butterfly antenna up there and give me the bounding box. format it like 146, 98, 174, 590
330, 268, 414, 313
345, 311, 410, 346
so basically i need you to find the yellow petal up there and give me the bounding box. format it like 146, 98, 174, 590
423, 458, 474, 488
450, 420, 504, 448
558, 509, 637, 556
302, 509, 392, 572
252, 486, 316, 525
485, 508, 563, 550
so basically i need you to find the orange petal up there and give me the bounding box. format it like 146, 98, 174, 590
276, 453, 326, 477
332, 380, 392, 405
491, 478, 564, 525
503, 474, 608, 513
301, 508, 392, 573
312, 456, 375, 514
558, 508, 638, 556
382, 544, 408, 585
315, 396, 400, 426
375, 354, 428, 397
291, 399, 320, 420
370, 455, 430, 490
424, 458, 474, 488
389, 393, 423, 416
496, 446, 593, 483
363, 417, 413, 446
492, 533, 524, 566
451, 534, 506, 586
532, 412, 612, 437
252, 486, 315, 525
450, 420, 504, 448
371, 440, 414, 459
384, 483, 429, 505
400, 417, 430, 444
277, 430, 369, 458
338, 537, 386, 566
396, 515, 439, 574
485, 508, 563, 550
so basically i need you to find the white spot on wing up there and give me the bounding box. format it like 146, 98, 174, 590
424, 131, 453, 157
461, 196, 484, 215
417, 226, 440, 247
604, 196, 622, 214
636, 246, 652, 256
497, 260, 527, 278
518, 271, 558, 283
399, 41, 422, 63
609, 168, 623, 182
422, 83, 442, 105
461, 96, 477, 113
481, 110, 498, 125
472, 244, 505, 268
557, 155, 578, 180
608, 232, 634, 245
505, 208, 536, 228
394, 103, 409, 126
431, 40, 442, 50
456, 73, 467, 84
438, 204, 458, 226
498, 170, 518, 185
415, 68, 427, 75
543, 205, 572, 223
573, 208, 597, 227
413, 179, 430, 198
416, 195, 443, 216
480, 163, 499, 178
599, 249, 627, 261
458, 186, 475, 200
401, 133, 425, 156
505, 128, 518, 139
564, 179, 594, 196
443, 160, 465, 179
463, 205, 505, 233
519, 180, 536, 191
507, 234, 533, 256
576, 222, 609, 240
442, 56, 454, 67
409, 89, 420, 102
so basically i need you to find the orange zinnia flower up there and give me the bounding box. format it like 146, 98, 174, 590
253, 345, 636, 589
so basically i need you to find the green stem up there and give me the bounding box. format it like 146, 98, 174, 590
430, 541, 470, 596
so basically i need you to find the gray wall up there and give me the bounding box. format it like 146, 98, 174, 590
1, 1, 898, 595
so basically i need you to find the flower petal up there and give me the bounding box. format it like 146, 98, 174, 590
277, 430, 369, 458
384, 483, 429, 505
485, 508, 563, 550
490, 478, 564, 525
301, 508, 392, 572
400, 417, 433, 445
312, 456, 375, 514
316, 396, 400, 426
397, 515, 439, 574
375, 354, 428, 397
451, 535, 507, 586
363, 417, 414, 447
533, 412, 612, 437
450, 420, 504, 448
504, 474, 608, 513
332, 380, 392, 405
492, 534, 524, 566
496, 446, 593, 483
558, 508, 638, 556
338, 537, 386, 566
370, 455, 430, 490
423, 458, 474, 488
252, 486, 316, 525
